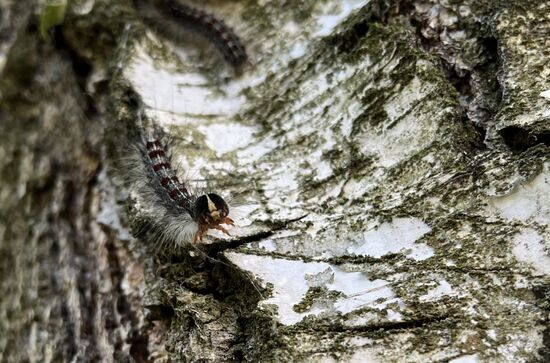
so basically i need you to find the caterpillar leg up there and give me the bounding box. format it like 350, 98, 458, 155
213, 225, 231, 236
193, 225, 208, 243
221, 217, 235, 226
193, 223, 231, 243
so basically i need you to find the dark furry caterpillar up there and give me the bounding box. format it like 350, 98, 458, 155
135, 0, 250, 70
131, 129, 235, 244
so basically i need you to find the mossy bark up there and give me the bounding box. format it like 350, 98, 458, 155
0, 0, 548, 362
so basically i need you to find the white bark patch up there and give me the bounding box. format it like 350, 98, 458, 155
512, 229, 550, 276
348, 217, 434, 260
225, 252, 399, 325
449, 354, 480, 363
197, 123, 258, 156
490, 163, 550, 223
540, 90, 550, 100
237, 136, 278, 163
125, 45, 245, 122
419, 280, 454, 302
347, 349, 383, 363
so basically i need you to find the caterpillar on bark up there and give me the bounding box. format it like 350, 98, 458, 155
130, 128, 235, 245
124, 123, 265, 296
128, 1, 250, 245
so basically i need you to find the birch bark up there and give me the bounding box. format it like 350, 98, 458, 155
0, 0, 548, 362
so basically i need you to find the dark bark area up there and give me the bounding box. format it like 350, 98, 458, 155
0, 2, 149, 362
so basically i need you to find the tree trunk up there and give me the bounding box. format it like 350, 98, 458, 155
1, 0, 548, 362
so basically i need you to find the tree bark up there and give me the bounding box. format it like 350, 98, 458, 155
1, 0, 549, 362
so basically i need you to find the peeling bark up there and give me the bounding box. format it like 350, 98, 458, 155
1, 0, 549, 362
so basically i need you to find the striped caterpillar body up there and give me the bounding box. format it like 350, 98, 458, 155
134, 132, 235, 245
136, 0, 250, 70
145, 139, 191, 207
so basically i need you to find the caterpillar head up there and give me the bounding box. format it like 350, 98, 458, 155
194, 193, 228, 223
193, 193, 234, 243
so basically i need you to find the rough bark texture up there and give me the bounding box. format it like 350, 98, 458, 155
0, 0, 549, 362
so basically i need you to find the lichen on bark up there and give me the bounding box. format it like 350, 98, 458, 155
1, 0, 549, 362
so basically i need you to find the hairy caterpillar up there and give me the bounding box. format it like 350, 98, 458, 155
133, 130, 235, 244
126, 126, 265, 297
128, 1, 249, 245
135, 0, 250, 71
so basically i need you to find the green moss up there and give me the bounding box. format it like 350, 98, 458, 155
39, 0, 67, 39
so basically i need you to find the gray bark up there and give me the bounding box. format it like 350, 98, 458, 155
0, 0, 549, 362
